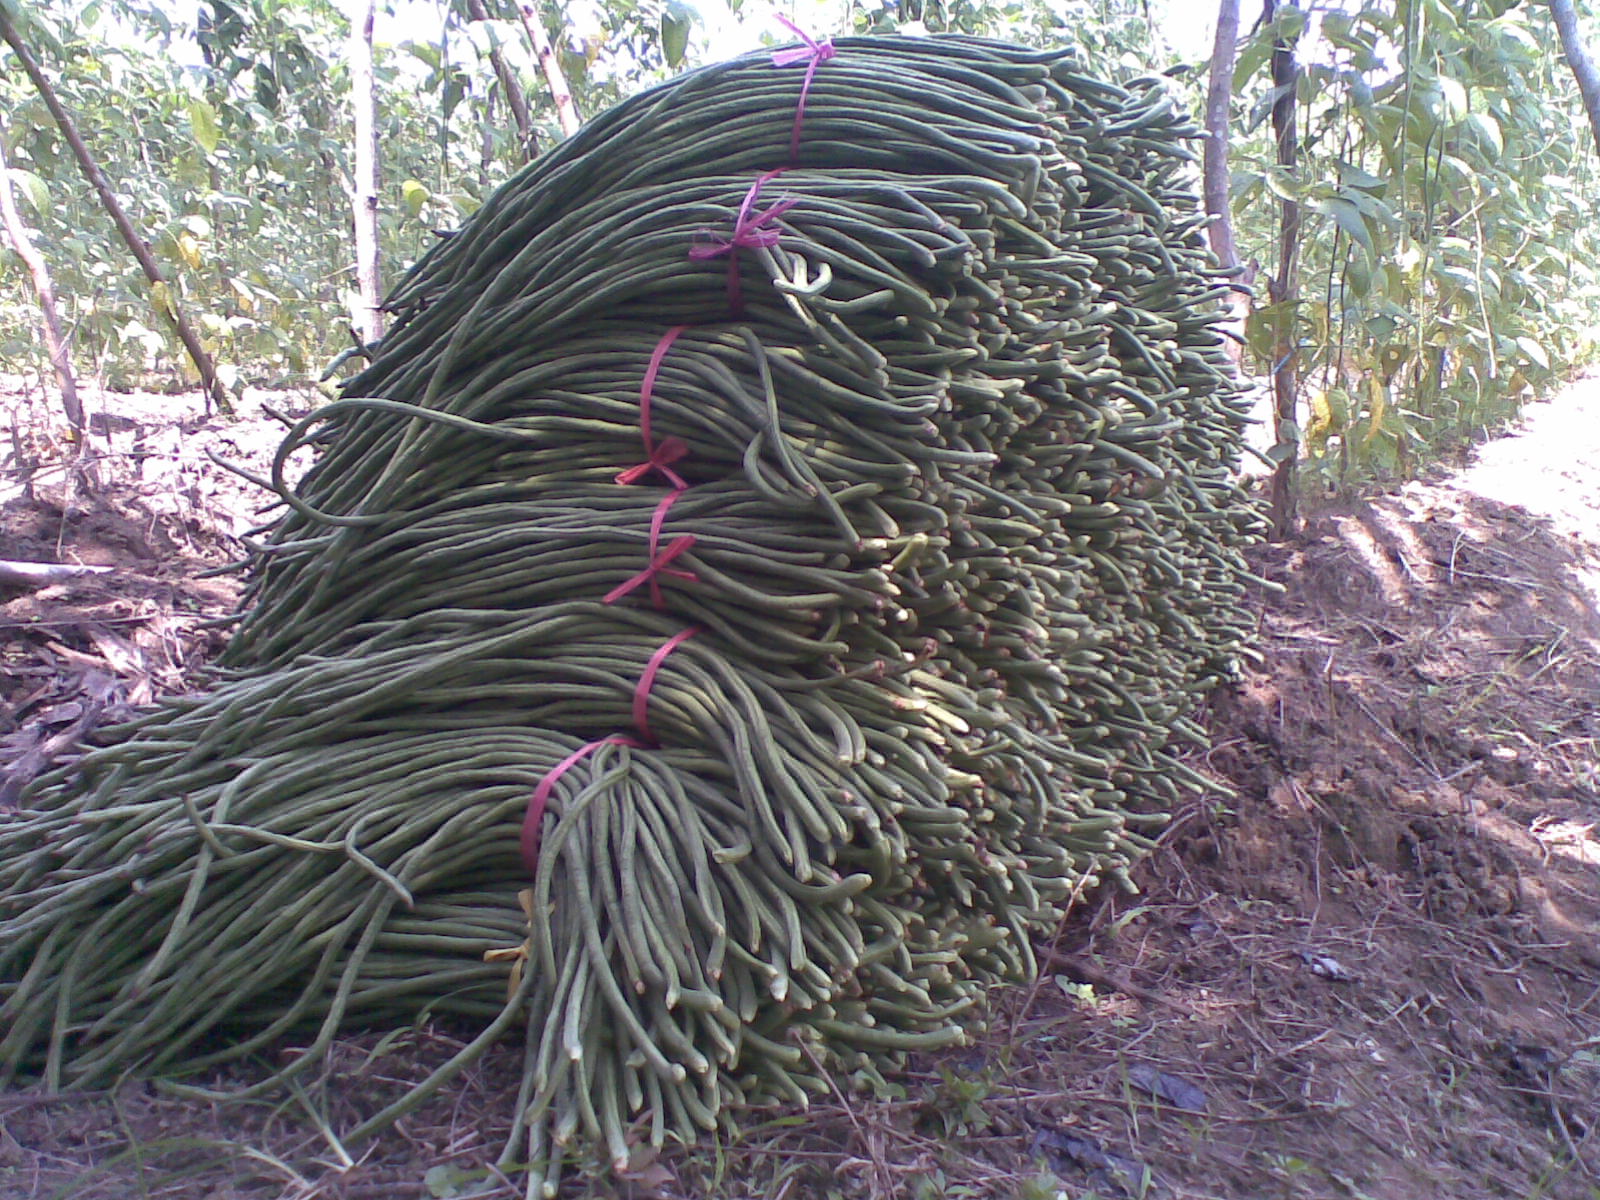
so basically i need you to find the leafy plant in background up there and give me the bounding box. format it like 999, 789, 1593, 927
1, 0, 1595, 486
1231, 0, 1600, 488
0, 0, 700, 391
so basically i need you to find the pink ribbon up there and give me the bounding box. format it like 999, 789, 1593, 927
522, 735, 644, 874
603, 488, 696, 609
632, 626, 699, 745
771, 16, 835, 165
616, 325, 690, 489
689, 169, 795, 316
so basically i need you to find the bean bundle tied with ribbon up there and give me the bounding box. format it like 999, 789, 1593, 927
0, 31, 1265, 1197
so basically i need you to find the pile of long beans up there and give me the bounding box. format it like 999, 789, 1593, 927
0, 34, 1263, 1196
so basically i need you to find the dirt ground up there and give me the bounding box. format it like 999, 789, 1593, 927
1, 371, 1597, 1200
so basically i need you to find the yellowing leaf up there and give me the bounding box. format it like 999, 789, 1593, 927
188, 99, 221, 155
1364, 375, 1387, 446
401, 178, 429, 219
177, 230, 203, 271
227, 275, 257, 313
1307, 388, 1335, 455
149, 280, 176, 321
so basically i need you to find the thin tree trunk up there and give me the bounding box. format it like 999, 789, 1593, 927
480, 88, 496, 189
513, 1, 580, 136
1266, 0, 1302, 538
462, 0, 538, 159
1204, 0, 1243, 272
0, 8, 231, 416
0, 133, 83, 436
349, 0, 384, 346
1550, 0, 1600, 158
1205, 0, 1250, 371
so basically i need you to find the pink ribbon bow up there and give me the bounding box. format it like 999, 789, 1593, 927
689, 169, 795, 316
617, 325, 691, 489
603, 488, 696, 609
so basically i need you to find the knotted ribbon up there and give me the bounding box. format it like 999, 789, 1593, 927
616, 325, 690, 489
689, 169, 795, 316
520, 735, 644, 875
519, 624, 699, 877
633, 626, 698, 745
602, 488, 695, 609
771, 16, 835, 165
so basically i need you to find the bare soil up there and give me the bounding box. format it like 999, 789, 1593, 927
2, 373, 1597, 1200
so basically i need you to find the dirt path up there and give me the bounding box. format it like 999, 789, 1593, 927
1016, 372, 1600, 1200
1, 376, 1597, 1199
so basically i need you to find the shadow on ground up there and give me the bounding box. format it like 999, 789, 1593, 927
736, 482, 1600, 1200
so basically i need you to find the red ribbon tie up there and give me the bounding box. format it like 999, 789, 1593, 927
633, 626, 699, 745
603, 488, 697, 609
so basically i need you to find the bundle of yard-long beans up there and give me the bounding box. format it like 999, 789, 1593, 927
0, 33, 1264, 1196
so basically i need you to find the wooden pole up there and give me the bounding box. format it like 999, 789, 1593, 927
1203, 0, 1243, 273
462, 0, 538, 159
513, 1, 580, 136
0, 127, 83, 436
1265, 0, 1303, 539
349, 0, 385, 346
1550, 0, 1600, 158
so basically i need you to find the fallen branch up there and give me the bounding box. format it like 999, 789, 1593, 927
0, 560, 115, 589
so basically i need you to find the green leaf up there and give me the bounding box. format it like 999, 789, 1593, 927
1318, 196, 1373, 254
1263, 168, 1303, 203
1335, 160, 1386, 194
1245, 300, 1300, 362
1465, 111, 1503, 158
661, 2, 692, 68
1434, 264, 1479, 289
1364, 315, 1398, 342
188, 99, 222, 155
1435, 74, 1468, 122
1233, 37, 1272, 88
5, 168, 48, 214
1344, 257, 1372, 300
404, 41, 442, 71
1268, 5, 1309, 41
401, 178, 429, 218
1515, 336, 1549, 370
423, 1163, 487, 1198
1264, 437, 1298, 464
